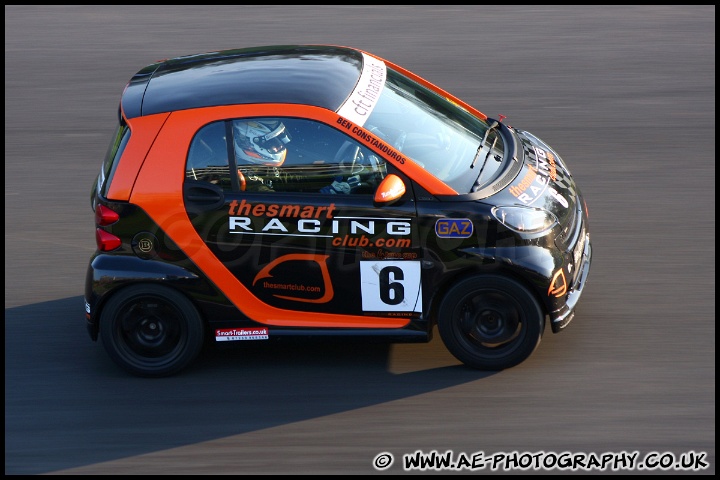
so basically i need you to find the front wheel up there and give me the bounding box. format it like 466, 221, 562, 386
437, 276, 545, 370
99, 284, 205, 377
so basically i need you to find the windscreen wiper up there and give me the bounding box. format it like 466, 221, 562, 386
470, 119, 499, 169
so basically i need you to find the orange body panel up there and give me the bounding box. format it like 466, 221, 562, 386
106, 113, 170, 201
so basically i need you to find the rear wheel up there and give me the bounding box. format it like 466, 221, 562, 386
437, 275, 544, 370
99, 284, 204, 377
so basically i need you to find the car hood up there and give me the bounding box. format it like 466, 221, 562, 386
494, 128, 580, 228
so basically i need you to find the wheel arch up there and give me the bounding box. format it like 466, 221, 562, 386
425, 264, 549, 330
97, 281, 207, 377
86, 254, 235, 340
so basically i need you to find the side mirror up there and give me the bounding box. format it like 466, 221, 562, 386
374, 174, 406, 205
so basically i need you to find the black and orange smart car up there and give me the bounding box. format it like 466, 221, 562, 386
85, 45, 592, 377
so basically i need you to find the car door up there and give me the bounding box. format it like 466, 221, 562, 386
183, 115, 423, 328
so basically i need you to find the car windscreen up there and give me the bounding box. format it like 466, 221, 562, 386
365, 68, 505, 194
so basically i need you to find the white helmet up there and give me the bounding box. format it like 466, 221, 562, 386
234, 119, 291, 166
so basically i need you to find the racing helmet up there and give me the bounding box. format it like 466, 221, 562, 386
233, 119, 291, 166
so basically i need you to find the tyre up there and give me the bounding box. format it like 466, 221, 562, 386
99, 284, 205, 377
437, 275, 545, 370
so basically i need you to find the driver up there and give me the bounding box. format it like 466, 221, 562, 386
234, 119, 291, 192
233, 119, 372, 194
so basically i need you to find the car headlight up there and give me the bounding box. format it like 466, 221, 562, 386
492, 205, 558, 234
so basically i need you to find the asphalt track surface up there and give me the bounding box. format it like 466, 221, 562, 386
5, 5, 715, 475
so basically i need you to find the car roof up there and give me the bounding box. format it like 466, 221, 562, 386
121, 45, 365, 120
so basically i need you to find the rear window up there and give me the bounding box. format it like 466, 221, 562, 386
99, 119, 131, 198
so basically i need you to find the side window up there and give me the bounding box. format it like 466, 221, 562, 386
186, 117, 388, 195
186, 121, 232, 189
232, 117, 387, 195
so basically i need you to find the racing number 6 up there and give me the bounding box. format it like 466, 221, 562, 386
360, 261, 422, 312
379, 266, 404, 305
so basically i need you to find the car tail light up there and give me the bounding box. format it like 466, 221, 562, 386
95, 205, 120, 226
95, 205, 121, 251
96, 228, 122, 251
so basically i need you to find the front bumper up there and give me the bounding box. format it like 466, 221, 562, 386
549, 231, 592, 332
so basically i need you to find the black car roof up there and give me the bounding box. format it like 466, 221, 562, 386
121, 45, 365, 119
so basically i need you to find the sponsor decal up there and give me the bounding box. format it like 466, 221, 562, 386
435, 218, 473, 238
215, 327, 269, 341
337, 53, 386, 127
360, 260, 422, 312
336, 116, 408, 165
228, 199, 336, 219
252, 254, 333, 303
361, 250, 418, 260
228, 199, 413, 249
509, 146, 563, 206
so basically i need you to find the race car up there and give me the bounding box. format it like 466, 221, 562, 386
85, 44, 592, 377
